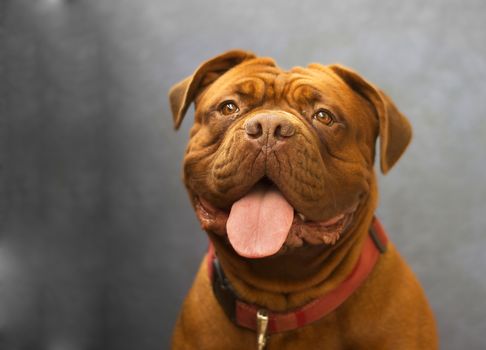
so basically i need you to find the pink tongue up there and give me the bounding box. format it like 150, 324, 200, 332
226, 182, 294, 258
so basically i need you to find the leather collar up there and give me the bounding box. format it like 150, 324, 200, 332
207, 216, 388, 334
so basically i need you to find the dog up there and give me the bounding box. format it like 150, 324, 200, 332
168, 50, 438, 349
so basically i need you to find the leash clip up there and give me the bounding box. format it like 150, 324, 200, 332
256, 309, 269, 350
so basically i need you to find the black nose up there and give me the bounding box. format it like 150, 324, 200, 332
244, 114, 295, 142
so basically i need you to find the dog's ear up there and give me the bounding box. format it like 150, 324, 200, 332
327, 64, 412, 174
169, 50, 256, 130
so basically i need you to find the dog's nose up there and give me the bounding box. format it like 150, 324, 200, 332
244, 114, 295, 141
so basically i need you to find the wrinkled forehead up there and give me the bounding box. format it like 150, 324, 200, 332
199, 59, 350, 106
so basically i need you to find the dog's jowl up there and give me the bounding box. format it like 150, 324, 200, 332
169, 50, 438, 350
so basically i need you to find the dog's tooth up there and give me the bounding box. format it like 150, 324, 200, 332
297, 213, 306, 221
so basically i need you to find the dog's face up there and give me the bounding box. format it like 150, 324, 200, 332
170, 50, 411, 259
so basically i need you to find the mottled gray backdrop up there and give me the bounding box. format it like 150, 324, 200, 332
0, 0, 485, 349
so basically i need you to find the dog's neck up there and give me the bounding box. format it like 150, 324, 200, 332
208, 193, 377, 312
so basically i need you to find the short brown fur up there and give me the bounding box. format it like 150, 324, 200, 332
169, 50, 438, 349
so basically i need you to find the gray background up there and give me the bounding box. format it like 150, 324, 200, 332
0, 0, 485, 349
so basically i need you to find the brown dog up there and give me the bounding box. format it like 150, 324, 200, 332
169, 50, 438, 349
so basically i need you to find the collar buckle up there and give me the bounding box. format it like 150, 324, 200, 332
256, 309, 269, 350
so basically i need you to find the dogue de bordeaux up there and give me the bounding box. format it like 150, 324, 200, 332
168, 50, 438, 349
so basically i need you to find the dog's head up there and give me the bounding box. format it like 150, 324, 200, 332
169, 50, 411, 259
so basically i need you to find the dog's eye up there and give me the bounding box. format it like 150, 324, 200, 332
313, 109, 335, 126
219, 101, 239, 116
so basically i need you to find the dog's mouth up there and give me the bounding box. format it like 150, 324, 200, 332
195, 178, 360, 259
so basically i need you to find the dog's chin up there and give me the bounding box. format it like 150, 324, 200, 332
193, 179, 362, 259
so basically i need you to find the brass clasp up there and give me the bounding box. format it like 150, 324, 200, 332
256, 309, 269, 350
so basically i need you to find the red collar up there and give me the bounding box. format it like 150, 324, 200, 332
207, 216, 388, 334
